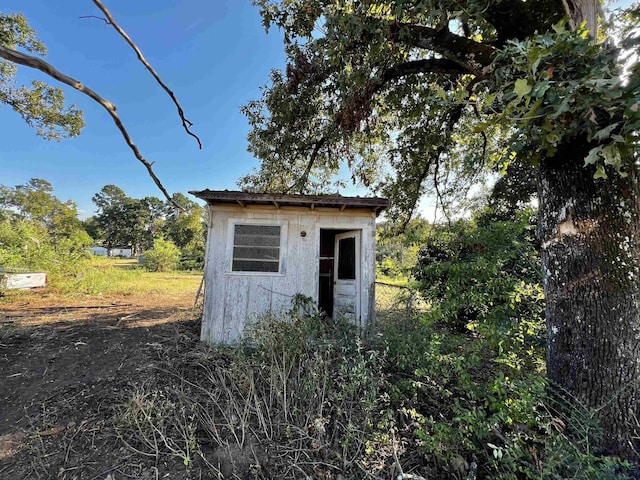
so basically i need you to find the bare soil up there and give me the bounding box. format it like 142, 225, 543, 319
0, 291, 202, 479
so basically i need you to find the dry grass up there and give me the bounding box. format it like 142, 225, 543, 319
1, 256, 202, 303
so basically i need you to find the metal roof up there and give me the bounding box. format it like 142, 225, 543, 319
189, 190, 389, 215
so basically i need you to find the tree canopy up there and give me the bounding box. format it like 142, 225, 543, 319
0, 13, 84, 140
243, 0, 639, 224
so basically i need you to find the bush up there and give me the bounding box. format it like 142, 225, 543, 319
377, 316, 630, 479
143, 239, 180, 272
413, 208, 544, 366
0, 218, 91, 286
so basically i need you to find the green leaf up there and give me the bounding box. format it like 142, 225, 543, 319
593, 123, 619, 142
594, 164, 608, 180
601, 145, 621, 167
514, 79, 532, 98
584, 146, 602, 165
522, 98, 543, 126
531, 81, 550, 98
552, 19, 567, 33
545, 132, 560, 145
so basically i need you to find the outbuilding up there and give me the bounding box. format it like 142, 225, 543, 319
189, 190, 388, 344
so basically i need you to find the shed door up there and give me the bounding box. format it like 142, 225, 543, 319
333, 230, 361, 324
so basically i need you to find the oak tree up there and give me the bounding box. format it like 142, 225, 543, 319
244, 0, 640, 459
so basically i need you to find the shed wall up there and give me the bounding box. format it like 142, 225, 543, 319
201, 205, 377, 343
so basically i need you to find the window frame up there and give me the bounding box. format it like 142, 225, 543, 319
226, 218, 288, 276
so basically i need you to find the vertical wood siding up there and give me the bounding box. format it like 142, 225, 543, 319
201, 206, 377, 343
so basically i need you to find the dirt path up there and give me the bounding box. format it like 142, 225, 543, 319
0, 292, 201, 479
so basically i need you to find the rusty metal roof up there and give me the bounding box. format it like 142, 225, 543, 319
189, 190, 388, 215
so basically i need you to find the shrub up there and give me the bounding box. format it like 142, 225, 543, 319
413, 208, 544, 366
143, 238, 180, 272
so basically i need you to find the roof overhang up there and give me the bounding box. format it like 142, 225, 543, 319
189, 190, 389, 216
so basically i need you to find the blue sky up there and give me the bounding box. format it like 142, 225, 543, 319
1, 1, 636, 218
1, 0, 288, 217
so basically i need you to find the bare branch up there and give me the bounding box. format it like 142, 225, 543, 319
79, 15, 111, 27
0, 44, 183, 210
400, 105, 463, 230
90, 0, 202, 149
433, 158, 452, 227
286, 136, 328, 193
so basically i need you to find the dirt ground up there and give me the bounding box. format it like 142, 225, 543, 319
0, 290, 202, 480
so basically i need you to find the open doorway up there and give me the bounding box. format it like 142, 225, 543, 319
318, 228, 361, 321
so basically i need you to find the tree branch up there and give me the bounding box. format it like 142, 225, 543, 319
400, 105, 463, 231
382, 58, 468, 82
0, 44, 182, 210
90, 0, 202, 149
79, 15, 111, 27
391, 23, 497, 74
286, 135, 328, 193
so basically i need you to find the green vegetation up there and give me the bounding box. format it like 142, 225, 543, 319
54, 256, 201, 296
0, 13, 84, 140
242, 0, 640, 457
112, 296, 630, 479
143, 238, 181, 272
0, 179, 92, 281
91, 185, 206, 269
0, 178, 206, 293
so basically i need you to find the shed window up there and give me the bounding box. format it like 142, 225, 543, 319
232, 224, 281, 272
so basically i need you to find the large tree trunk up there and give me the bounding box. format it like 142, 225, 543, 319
538, 138, 640, 459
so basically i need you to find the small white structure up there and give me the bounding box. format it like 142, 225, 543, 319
90, 245, 108, 256
0, 272, 47, 290
190, 190, 388, 344
109, 247, 132, 258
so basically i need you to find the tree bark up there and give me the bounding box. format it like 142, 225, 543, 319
538, 138, 640, 459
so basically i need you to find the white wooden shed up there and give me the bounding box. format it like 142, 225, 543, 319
189, 190, 388, 344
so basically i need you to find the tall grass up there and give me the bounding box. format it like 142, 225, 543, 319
23, 256, 202, 297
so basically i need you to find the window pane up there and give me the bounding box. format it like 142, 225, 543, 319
232, 260, 279, 272
234, 234, 280, 247
232, 224, 281, 273
233, 246, 280, 261
235, 225, 280, 236
337, 237, 356, 279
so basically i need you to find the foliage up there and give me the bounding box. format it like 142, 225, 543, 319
0, 12, 84, 140
486, 18, 640, 179
92, 185, 159, 254
376, 217, 431, 278
142, 238, 181, 272
377, 316, 630, 480
0, 179, 91, 284
110, 297, 631, 479
163, 193, 206, 270
47, 256, 201, 296
91, 187, 206, 268
242, 1, 639, 224
414, 209, 543, 361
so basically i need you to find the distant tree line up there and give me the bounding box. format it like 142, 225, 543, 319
87, 184, 206, 267
0, 178, 206, 273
